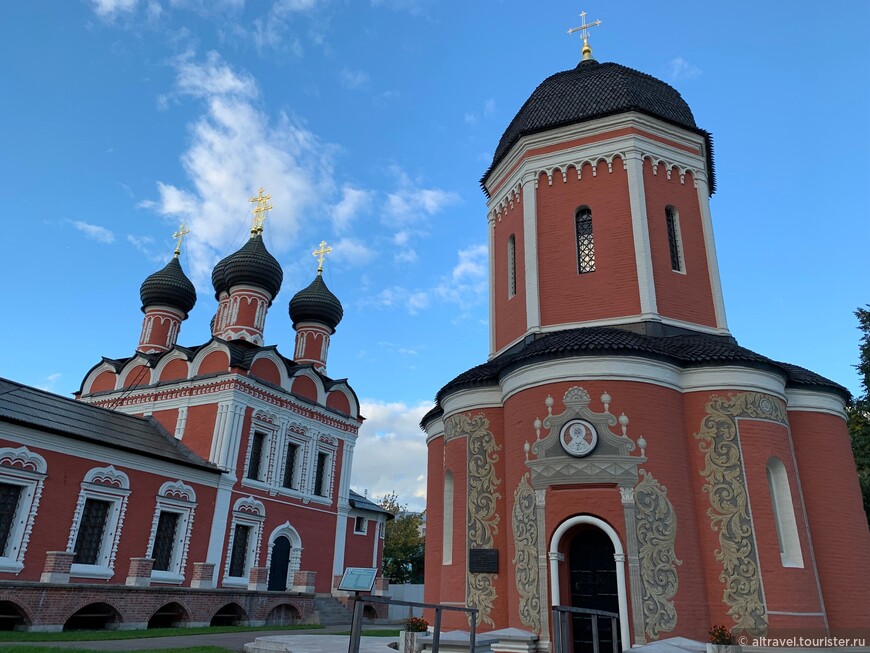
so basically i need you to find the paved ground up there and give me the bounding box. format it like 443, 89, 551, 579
1, 625, 398, 653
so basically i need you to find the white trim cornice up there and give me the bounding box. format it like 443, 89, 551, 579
440, 387, 503, 420
785, 389, 847, 419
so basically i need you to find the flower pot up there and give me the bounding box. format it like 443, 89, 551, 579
401, 630, 423, 653
706, 645, 742, 653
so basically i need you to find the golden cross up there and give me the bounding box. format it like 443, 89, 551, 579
567, 11, 602, 60
312, 240, 332, 274
172, 224, 190, 258
249, 187, 273, 235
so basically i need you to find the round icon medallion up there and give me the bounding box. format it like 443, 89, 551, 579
559, 419, 598, 458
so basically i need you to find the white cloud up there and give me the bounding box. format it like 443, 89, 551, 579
394, 248, 417, 264
373, 89, 401, 107
433, 243, 488, 309
331, 185, 373, 233
383, 168, 460, 226
668, 57, 701, 80
350, 399, 433, 511
330, 238, 376, 267
90, 0, 138, 18
175, 50, 258, 99
464, 98, 496, 125
339, 68, 369, 90
72, 221, 116, 244
35, 372, 63, 392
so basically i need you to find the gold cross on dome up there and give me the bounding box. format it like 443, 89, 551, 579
567, 10, 602, 61
249, 187, 273, 235
172, 223, 190, 258
312, 240, 332, 274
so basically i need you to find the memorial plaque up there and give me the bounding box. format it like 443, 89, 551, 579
469, 548, 499, 573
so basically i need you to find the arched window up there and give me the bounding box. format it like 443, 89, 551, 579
575, 206, 595, 273
766, 458, 804, 568
665, 206, 684, 272
507, 234, 517, 298
442, 471, 454, 565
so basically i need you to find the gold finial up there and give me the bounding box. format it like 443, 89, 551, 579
567, 10, 602, 61
172, 224, 191, 258
312, 240, 332, 274
249, 187, 273, 236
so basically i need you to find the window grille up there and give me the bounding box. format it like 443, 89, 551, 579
283, 443, 299, 489
666, 206, 683, 272
151, 511, 180, 572
228, 524, 251, 577
248, 431, 266, 481
314, 452, 329, 497
73, 499, 111, 565
0, 483, 22, 557
508, 234, 517, 298
575, 207, 595, 273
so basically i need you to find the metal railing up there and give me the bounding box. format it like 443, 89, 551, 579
551, 605, 619, 653
347, 594, 478, 653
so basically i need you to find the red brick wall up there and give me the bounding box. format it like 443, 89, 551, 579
250, 358, 281, 385
199, 350, 229, 375
493, 199, 527, 351
160, 358, 189, 382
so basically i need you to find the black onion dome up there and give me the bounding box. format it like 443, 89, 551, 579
217, 234, 284, 300
139, 257, 197, 316
289, 274, 343, 331
483, 59, 714, 191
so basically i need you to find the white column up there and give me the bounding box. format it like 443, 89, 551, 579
332, 507, 350, 578
695, 176, 730, 333
221, 404, 247, 472
548, 551, 564, 605
487, 212, 497, 357
209, 403, 230, 463
522, 175, 541, 331
625, 151, 659, 320
205, 473, 236, 572
613, 553, 631, 648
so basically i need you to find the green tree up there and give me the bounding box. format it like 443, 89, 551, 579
379, 492, 425, 584
847, 305, 870, 527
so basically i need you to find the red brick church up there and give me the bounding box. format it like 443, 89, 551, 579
422, 27, 870, 651
0, 194, 389, 631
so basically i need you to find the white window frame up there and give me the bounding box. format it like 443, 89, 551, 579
507, 234, 517, 298
353, 515, 368, 535
0, 446, 47, 574
665, 205, 686, 274
146, 480, 197, 584
67, 466, 131, 580
309, 436, 337, 503
222, 496, 265, 588
277, 435, 306, 495
766, 457, 804, 568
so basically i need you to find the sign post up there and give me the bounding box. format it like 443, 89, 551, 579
340, 567, 378, 653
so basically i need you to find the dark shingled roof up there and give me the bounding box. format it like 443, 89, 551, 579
212, 234, 283, 301
481, 59, 716, 196
140, 257, 197, 316
289, 274, 344, 331
422, 326, 848, 427
349, 490, 394, 519
0, 377, 219, 472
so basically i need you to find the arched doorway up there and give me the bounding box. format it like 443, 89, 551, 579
568, 526, 620, 652
268, 535, 292, 591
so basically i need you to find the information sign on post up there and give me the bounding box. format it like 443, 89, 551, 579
338, 567, 378, 593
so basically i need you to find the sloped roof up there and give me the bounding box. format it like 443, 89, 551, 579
349, 489, 394, 519
0, 377, 219, 472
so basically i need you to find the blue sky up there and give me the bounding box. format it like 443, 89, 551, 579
1, 1, 868, 511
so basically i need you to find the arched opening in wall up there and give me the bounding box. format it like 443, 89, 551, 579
767, 457, 804, 567
147, 602, 189, 629
0, 601, 29, 631
63, 603, 121, 631
442, 470, 454, 565
268, 535, 293, 591
362, 605, 377, 621
266, 603, 300, 625
210, 603, 247, 627
567, 525, 620, 653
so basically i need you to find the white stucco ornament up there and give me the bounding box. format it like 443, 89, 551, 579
558, 419, 598, 457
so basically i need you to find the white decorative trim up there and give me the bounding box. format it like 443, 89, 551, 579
625, 151, 658, 318
223, 495, 267, 585
325, 382, 359, 419
549, 515, 631, 648
81, 361, 122, 395
147, 480, 197, 581
694, 176, 729, 331
0, 446, 47, 573
249, 350, 292, 389
290, 368, 327, 405
522, 176, 541, 332
766, 457, 804, 568
265, 521, 303, 590
440, 387, 503, 422
681, 367, 786, 398
785, 389, 847, 418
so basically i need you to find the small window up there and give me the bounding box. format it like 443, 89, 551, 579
665, 206, 684, 272
228, 524, 251, 577
73, 499, 111, 565
247, 431, 266, 481
0, 483, 23, 557
151, 511, 180, 572
282, 443, 299, 490
314, 452, 329, 497
507, 234, 517, 298
766, 458, 804, 568
575, 206, 595, 273
354, 516, 368, 535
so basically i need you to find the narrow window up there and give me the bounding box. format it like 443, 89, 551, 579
507, 234, 517, 298
575, 206, 595, 273
0, 483, 23, 557
151, 511, 180, 572
314, 452, 329, 497
442, 471, 454, 565
665, 206, 684, 272
282, 443, 299, 489
247, 431, 266, 481
354, 516, 367, 534
766, 458, 804, 567
228, 524, 251, 577
73, 499, 111, 565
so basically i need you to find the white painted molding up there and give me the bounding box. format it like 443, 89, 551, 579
441, 387, 504, 420
681, 367, 786, 398
785, 389, 847, 418
522, 176, 541, 334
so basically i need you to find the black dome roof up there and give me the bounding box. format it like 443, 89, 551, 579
483, 59, 714, 192
140, 257, 197, 317
212, 234, 283, 301
289, 274, 343, 331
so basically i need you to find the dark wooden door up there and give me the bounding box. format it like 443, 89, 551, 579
268, 536, 291, 591
568, 528, 620, 652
